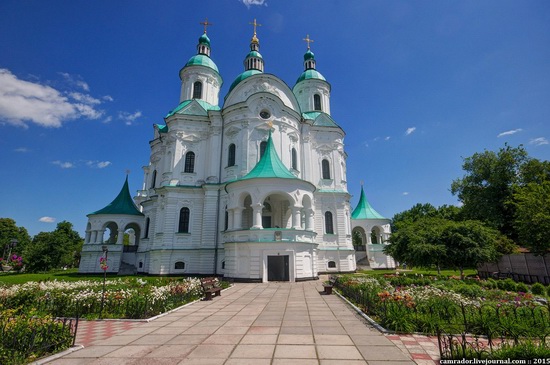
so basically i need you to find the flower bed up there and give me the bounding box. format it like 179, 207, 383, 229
335, 274, 550, 338
0, 277, 205, 319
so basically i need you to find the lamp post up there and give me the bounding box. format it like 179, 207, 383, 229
99, 245, 108, 319
5, 239, 18, 259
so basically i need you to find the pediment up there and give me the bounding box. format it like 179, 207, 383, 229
175, 100, 208, 116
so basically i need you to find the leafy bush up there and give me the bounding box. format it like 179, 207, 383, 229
455, 284, 484, 298
547, 285, 550, 297
483, 278, 498, 289
497, 278, 517, 292
531, 282, 546, 295
516, 282, 529, 293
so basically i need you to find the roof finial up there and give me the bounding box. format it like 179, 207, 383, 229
250, 18, 262, 36
360, 180, 364, 187
126, 169, 131, 176
303, 34, 314, 50
200, 18, 213, 34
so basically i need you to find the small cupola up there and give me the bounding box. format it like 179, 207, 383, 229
244, 18, 264, 72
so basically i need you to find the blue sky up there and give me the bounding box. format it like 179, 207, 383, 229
1, 0, 549, 237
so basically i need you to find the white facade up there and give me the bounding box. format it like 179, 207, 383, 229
79, 29, 395, 280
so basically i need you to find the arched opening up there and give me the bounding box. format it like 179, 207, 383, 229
242, 195, 253, 229
262, 202, 272, 228
371, 226, 382, 244
352, 227, 367, 251
102, 222, 119, 244
291, 148, 298, 170
150, 170, 157, 189
193, 81, 202, 99
123, 223, 141, 252
324, 211, 334, 234
314, 94, 322, 111
184, 151, 195, 173
178, 207, 190, 233
144, 218, 150, 239
228, 144, 236, 167
322, 159, 331, 179
174, 261, 185, 270
328, 261, 336, 268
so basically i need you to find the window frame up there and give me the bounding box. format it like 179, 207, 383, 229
193, 81, 202, 99
184, 151, 195, 173
178, 207, 190, 233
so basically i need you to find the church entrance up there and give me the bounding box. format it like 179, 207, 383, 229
267, 255, 289, 281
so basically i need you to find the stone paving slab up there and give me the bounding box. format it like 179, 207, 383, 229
44, 281, 432, 364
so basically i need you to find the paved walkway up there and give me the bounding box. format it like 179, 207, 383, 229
47, 281, 421, 365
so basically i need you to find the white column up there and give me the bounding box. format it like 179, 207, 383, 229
292, 206, 302, 230
228, 208, 234, 230
98, 230, 105, 243
117, 229, 124, 245
305, 209, 314, 231
252, 203, 263, 229
233, 208, 243, 230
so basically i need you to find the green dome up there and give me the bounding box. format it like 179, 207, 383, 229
304, 50, 315, 61
296, 69, 326, 83
227, 69, 262, 94
185, 54, 219, 73
246, 50, 263, 59
199, 33, 210, 46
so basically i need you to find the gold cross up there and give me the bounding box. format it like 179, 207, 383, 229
250, 18, 262, 35
200, 18, 213, 33
303, 34, 314, 50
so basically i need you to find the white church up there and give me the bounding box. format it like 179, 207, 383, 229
79, 21, 396, 281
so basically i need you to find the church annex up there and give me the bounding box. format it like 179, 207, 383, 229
79, 21, 396, 281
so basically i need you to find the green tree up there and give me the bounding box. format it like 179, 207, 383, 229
450, 144, 529, 239
385, 217, 449, 274
24, 221, 83, 272
513, 181, 550, 255
442, 220, 500, 279
0, 218, 31, 259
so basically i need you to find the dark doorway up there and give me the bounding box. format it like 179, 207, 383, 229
267, 255, 289, 281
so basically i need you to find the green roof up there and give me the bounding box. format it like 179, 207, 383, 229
185, 54, 219, 73
199, 33, 210, 46
89, 177, 144, 216
227, 69, 263, 94
246, 50, 263, 59
304, 49, 315, 61
302, 112, 340, 128
351, 187, 385, 220
240, 131, 296, 180
166, 99, 220, 118
296, 69, 326, 83
156, 124, 168, 133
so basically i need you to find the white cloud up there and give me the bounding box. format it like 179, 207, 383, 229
529, 137, 549, 146
102, 116, 113, 124
52, 160, 75, 169
118, 110, 142, 125
85, 160, 112, 169
0, 69, 105, 128
14, 147, 29, 152
240, 0, 267, 8
402, 192, 409, 195
39, 216, 56, 223
497, 128, 523, 138
103, 95, 114, 102
405, 127, 416, 136
59, 72, 89, 91
384, 136, 391, 141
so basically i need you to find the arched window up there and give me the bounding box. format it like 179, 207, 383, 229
222, 261, 226, 269
260, 141, 267, 158
193, 81, 202, 99
322, 159, 331, 179
314, 94, 322, 111
328, 261, 336, 268
291, 148, 298, 170
139, 262, 143, 268
184, 152, 195, 173
224, 208, 229, 231
228, 144, 236, 167
178, 207, 190, 233
144, 218, 150, 238
150, 170, 157, 188
325, 211, 334, 234
175, 261, 185, 270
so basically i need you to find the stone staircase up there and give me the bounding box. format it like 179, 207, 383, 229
356, 257, 372, 271
118, 261, 137, 275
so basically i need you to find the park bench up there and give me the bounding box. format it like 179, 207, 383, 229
323, 276, 337, 295
200, 277, 222, 301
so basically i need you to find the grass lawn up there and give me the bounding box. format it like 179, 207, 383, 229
358, 267, 478, 277
0, 269, 168, 285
